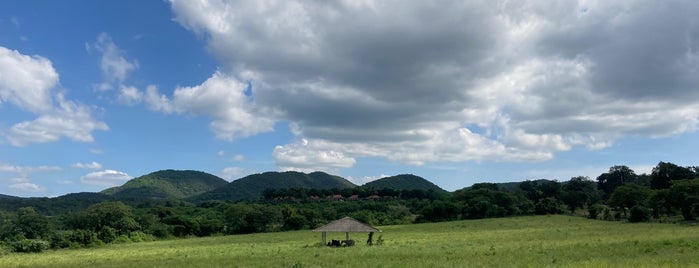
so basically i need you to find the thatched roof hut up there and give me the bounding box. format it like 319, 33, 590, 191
312, 216, 381, 245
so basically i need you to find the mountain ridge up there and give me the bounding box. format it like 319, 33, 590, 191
102, 169, 228, 200
360, 174, 447, 192
190, 171, 357, 202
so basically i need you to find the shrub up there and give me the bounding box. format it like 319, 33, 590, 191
98, 226, 118, 243
0, 243, 11, 256
48, 231, 71, 249
11, 239, 50, 253
628, 205, 650, 223
69, 229, 103, 248
128, 231, 154, 243
588, 204, 602, 219
113, 235, 132, 244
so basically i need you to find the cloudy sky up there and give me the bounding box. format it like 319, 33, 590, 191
1, 0, 698, 197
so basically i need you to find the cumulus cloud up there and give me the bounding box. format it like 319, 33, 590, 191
117, 85, 143, 105
0, 46, 108, 146
147, 71, 275, 140
170, 1, 699, 171
0, 47, 57, 113
273, 139, 357, 172
80, 169, 132, 187
9, 178, 44, 193
7, 96, 109, 146
72, 161, 103, 170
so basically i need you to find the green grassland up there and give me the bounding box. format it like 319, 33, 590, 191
2, 215, 699, 267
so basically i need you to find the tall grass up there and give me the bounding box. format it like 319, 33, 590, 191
2, 215, 698, 267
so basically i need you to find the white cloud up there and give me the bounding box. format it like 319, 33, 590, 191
9, 181, 43, 193
0, 46, 57, 113
232, 154, 245, 161
72, 161, 103, 170
171, 1, 699, 170
0, 161, 62, 174
90, 33, 138, 88
0, 46, 109, 146
347, 174, 388, 186
144, 85, 174, 113
219, 166, 247, 181
80, 169, 132, 187
117, 85, 143, 105
7, 95, 109, 146
148, 71, 275, 140
7, 177, 45, 193
273, 139, 357, 172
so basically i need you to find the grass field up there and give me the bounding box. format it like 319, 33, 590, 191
2, 215, 698, 267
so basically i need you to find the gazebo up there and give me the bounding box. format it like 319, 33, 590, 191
312, 216, 381, 246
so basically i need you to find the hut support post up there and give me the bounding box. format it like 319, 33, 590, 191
322, 232, 326, 245
346, 232, 349, 241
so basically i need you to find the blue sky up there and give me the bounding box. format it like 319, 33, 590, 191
1, 1, 698, 197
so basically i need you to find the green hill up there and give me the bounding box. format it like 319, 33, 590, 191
0, 193, 20, 200
0, 192, 112, 215
191, 171, 356, 201
102, 170, 228, 200
360, 174, 446, 192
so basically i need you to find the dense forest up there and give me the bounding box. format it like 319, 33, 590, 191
1, 161, 698, 253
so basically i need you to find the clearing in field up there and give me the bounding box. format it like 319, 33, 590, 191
1, 215, 698, 267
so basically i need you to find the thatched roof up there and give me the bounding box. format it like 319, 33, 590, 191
312, 216, 381, 233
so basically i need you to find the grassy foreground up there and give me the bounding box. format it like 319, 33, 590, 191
2, 215, 698, 267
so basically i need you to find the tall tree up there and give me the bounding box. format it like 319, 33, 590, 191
609, 183, 651, 216
667, 179, 699, 220
561, 176, 599, 211
597, 166, 637, 196
15, 207, 51, 239
83, 201, 140, 235
651, 162, 696, 189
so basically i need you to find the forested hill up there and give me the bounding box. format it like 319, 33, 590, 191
102, 170, 229, 200
0, 194, 21, 200
191, 171, 357, 202
361, 174, 447, 192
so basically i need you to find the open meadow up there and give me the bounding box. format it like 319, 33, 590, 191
2, 215, 698, 267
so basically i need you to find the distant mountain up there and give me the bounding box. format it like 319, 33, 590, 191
0, 193, 20, 200
192, 171, 357, 201
0, 192, 112, 215
102, 170, 228, 200
361, 174, 447, 192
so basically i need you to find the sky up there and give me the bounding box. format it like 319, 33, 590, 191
1, 0, 698, 197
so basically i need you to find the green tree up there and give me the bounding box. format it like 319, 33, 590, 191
609, 183, 651, 216
15, 207, 51, 239
597, 166, 637, 196
561, 176, 599, 212
84, 201, 141, 235
651, 162, 696, 189
667, 179, 699, 220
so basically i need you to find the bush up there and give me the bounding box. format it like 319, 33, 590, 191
69, 229, 103, 248
628, 205, 650, 223
113, 235, 132, 244
128, 231, 154, 243
588, 204, 602, 219
11, 239, 50, 253
98, 226, 118, 243
0, 243, 11, 256
147, 223, 172, 239
48, 231, 71, 249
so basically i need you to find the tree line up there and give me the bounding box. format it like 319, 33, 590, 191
1, 161, 697, 253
